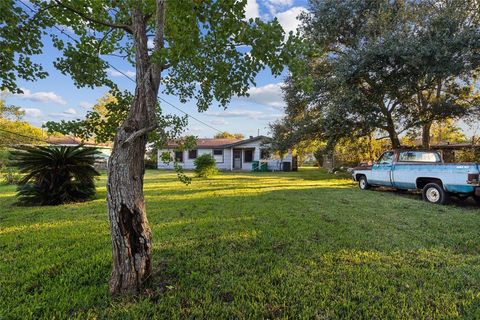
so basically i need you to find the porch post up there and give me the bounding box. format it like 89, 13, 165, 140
230, 147, 233, 171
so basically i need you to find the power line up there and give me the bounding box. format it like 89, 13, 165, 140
17, 0, 223, 134
106, 65, 223, 134
0, 128, 60, 145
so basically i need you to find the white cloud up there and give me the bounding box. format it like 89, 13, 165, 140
48, 108, 79, 119
20, 108, 44, 118
64, 108, 77, 115
15, 88, 67, 106
276, 6, 307, 34
78, 101, 93, 109
268, 0, 294, 6
209, 119, 229, 125
207, 110, 263, 119
186, 126, 205, 134
264, 0, 294, 16
245, 0, 260, 20
108, 68, 135, 78
206, 109, 283, 121
242, 83, 285, 109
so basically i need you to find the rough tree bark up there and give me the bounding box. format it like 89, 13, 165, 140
420, 80, 442, 149
422, 122, 432, 148
380, 100, 401, 149
107, 1, 165, 295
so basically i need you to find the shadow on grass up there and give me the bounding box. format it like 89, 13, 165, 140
2, 171, 480, 318
138, 187, 480, 318
368, 186, 480, 209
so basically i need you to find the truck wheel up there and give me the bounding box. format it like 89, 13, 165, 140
422, 183, 449, 205
358, 175, 370, 190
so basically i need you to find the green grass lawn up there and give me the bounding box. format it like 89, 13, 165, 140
1, 168, 480, 319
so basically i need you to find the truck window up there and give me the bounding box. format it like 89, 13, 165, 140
377, 151, 394, 164
398, 151, 440, 163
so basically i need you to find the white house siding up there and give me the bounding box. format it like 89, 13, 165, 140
157, 148, 232, 170
230, 140, 293, 171
157, 138, 294, 171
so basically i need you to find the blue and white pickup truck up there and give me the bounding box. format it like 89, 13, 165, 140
352, 149, 480, 205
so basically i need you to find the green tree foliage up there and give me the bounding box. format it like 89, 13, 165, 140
2, 1, 291, 104
277, 0, 480, 151
0, 98, 44, 147
194, 153, 218, 178
0, 99, 24, 121
9, 145, 100, 205
404, 119, 467, 146
45, 90, 188, 147
0, 98, 46, 183
213, 131, 245, 139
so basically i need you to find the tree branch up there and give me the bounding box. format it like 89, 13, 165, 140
149, 0, 166, 83
54, 1, 133, 34
154, 0, 166, 53
123, 125, 157, 145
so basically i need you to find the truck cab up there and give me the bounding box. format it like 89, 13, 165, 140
353, 149, 480, 205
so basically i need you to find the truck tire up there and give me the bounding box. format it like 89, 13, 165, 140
358, 175, 370, 190
422, 183, 449, 205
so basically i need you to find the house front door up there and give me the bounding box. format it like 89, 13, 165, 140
233, 149, 242, 169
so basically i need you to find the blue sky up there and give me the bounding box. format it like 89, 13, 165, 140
5, 0, 309, 138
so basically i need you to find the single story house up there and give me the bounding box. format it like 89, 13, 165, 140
157, 135, 296, 171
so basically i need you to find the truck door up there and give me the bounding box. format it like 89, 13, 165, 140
370, 151, 394, 186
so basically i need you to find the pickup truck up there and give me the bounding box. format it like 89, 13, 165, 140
352, 149, 480, 205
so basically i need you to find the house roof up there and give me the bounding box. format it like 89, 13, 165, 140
166, 138, 242, 149
46, 136, 112, 148
166, 136, 270, 149
225, 135, 270, 147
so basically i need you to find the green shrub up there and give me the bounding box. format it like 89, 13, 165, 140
9, 145, 100, 205
194, 154, 218, 178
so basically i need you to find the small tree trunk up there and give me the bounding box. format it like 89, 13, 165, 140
422, 122, 432, 148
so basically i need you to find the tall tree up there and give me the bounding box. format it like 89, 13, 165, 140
281, 0, 480, 149
390, 1, 480, 147
1, 0, 291, 294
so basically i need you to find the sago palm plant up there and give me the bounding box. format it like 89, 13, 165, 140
9, 145, 100, 205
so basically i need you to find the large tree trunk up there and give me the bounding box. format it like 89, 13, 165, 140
385, 114, 401, 149
106, 1, 165, 295
387, 128, 401, 149
422, 122, 432, 148
380, 100, 401, 149
107, 128, 151, 294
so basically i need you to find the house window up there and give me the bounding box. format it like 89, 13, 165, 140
244, 149, 254, 163
213, 149, 224, 163
188, 149, 198, 159
174, 151, 183, 162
